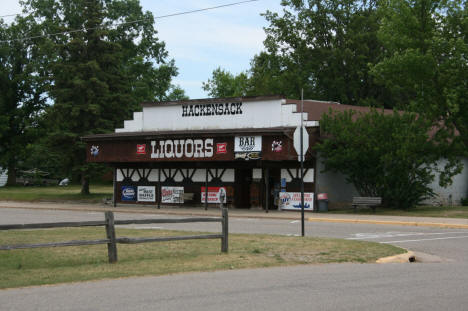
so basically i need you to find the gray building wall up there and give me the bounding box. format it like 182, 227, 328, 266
423, 158, 468, 206
315, 156, 359, 208
316, 156, 468, 207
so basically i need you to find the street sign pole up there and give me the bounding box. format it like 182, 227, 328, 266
300, 89, 305, 237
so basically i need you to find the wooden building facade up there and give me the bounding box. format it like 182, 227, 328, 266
83, 96, 326, 210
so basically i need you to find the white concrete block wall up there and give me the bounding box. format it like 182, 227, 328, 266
174, 170, 184, 182
116, 169, 124, 182
281, 169, 293, 182
148, 169, 159, 182
115, 99, 319, 133
253, 168, 262, 180
192, 169, 206, 182
222, 169, 235, 182
304, 169, 314, 183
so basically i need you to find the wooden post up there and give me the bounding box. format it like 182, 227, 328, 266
113, 167, 117, 207
221, 207, 228, 253
265, 168, 269, 213
157, 168, 161, 209
205, 169, 209, 210
105, 212, 118, 263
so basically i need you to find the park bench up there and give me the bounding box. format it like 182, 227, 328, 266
183, 192, 195, 202
352, 197, 382, 212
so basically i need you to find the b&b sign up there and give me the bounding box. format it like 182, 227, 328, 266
234, 136, 262, 152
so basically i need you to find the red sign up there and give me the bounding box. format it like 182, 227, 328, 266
201, 187, 227, 203
216, 143, 227, 154
136, 144, 146, 154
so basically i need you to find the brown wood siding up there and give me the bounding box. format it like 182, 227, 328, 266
87, 133, 315, 163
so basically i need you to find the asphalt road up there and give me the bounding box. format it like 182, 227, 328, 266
1, 207, 468, 310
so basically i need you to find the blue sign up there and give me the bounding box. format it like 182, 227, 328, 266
121, 186, 136, 201
281, 178, 286, 188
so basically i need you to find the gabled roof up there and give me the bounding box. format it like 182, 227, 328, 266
286, 99, 393, 121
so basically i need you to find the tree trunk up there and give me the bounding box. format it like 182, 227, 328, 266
6, 160, 16, 186
81, 174, 90, 195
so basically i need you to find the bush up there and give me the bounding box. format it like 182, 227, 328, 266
316, 109, 461, 209
461, 197, 468, 206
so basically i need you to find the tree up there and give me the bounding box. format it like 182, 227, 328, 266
315, 109, 461, 209
21, 0, 183, 194
255, 0, 390, 105
370, 0, 467, 150
202, 67, 250, 98
0, 16, 46, 185
203, 1, 394, 105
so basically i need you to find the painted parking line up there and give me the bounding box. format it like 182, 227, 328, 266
380, 235, 468, 244
347, 231, 468, 240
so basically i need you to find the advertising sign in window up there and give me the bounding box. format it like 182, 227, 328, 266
137, 186, 156, 202
201, 187, 227, 203
121, 186, 136, 201
279, 192, 314, 211
161, 186, 184, 204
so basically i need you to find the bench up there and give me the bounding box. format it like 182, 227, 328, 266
183, 193, 195, 202
352, 197, 382, 212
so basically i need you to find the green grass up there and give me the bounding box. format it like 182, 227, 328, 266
328, 205, 468, 218
0, 184, 113, 203
0, 227, 404, 289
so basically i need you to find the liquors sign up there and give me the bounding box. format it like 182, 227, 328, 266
151, 138, 214, 159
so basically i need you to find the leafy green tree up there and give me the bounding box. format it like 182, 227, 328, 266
370, 0, 467, 150
255, 0, 389, 105
315, 109, 461, 209
0, 16, 46, 185
21, 0, 183, 193
203, 1, 393, 104
202, 67, 250, 98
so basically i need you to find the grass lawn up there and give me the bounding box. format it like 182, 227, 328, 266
328, 205, 468, 218
0, 227, 404, 289
0, 184, 113, 203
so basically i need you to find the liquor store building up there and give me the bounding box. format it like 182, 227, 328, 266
83, 96, 337, 210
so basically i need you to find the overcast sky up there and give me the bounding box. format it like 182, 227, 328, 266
2, 0, 283, 99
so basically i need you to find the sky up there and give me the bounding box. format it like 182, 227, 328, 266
2, 0, 284, 99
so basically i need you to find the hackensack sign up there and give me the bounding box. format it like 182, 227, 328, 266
181, 102, 242, 117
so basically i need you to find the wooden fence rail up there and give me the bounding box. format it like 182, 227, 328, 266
0, 209, 229, 263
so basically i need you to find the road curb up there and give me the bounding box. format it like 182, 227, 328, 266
376, 251, 416, 263
307, 217, 468, 229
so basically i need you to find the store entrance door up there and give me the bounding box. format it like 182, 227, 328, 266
234, 168, 251, 208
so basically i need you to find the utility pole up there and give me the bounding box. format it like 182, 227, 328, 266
300, 89, 305, 237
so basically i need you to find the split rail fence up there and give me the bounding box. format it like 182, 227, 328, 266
0, 209, 228, 263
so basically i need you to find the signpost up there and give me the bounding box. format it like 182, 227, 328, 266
293, 126, 309, 162
292, 90, 308, 236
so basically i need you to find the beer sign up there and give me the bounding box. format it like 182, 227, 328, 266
234, 136, 262, 152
